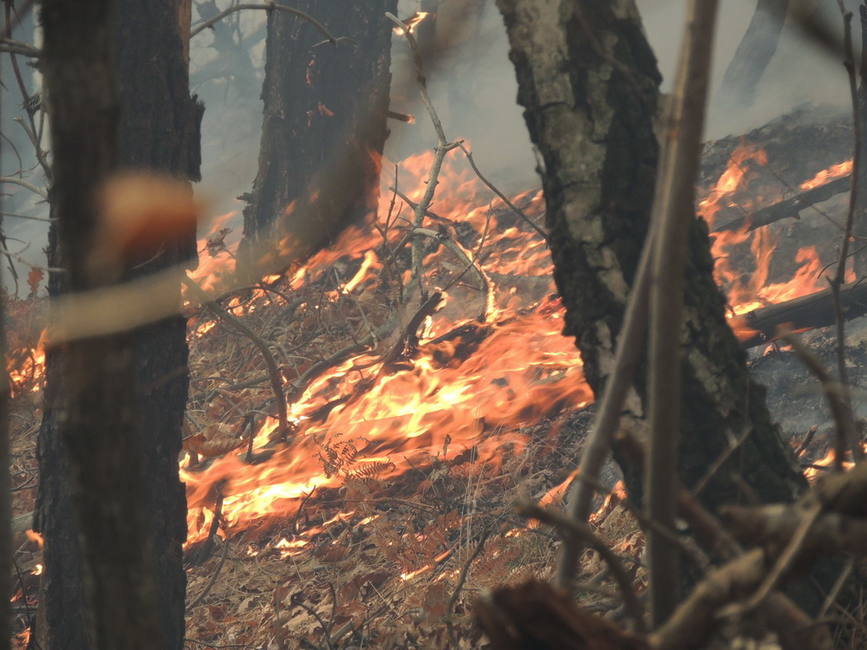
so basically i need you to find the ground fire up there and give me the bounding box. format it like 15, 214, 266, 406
9, 2, 867, 649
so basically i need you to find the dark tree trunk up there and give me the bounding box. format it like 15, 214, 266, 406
35, 1, 202, 648
718, 0, 788, 107
495, 0, 830, 605
240, 0, 396, 273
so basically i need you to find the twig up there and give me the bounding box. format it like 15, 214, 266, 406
183, 275, 289, 443
557, 209, 656, 588
781, 331, 859, 470
795, 425, 819, 457
645, 0, 718, 624
412, 226, 491, 318
447, 528, 490, 617
818, 557, 854, 618
0, 37, 38, 57
457, 143, 547, 242
0, 176, 47, 199
291, 597, 335, 650
517, 502, 646, 635
829, 2, 864, 467
191, 2, 341, 45
186, 536, 232, 610
721, 503, 823, 616
692, 426, 753, 496
386, 11, 460, 301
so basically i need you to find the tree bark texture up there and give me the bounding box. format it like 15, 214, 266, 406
36, 1, 202, 648
241, 0, 396, 273
496, 0, 803, 533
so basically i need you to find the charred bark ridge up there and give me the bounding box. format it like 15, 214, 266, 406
241, 0, 396, 273
36, 1, 202, 648
496, 0, 802, 534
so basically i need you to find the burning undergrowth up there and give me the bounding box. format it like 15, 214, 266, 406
7, 106, 867, 647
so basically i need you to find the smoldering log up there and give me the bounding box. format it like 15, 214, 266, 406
712, 175, 851, 233
738, 280, 867, 348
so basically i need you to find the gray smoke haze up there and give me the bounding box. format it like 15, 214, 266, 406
0, 1, 860, 289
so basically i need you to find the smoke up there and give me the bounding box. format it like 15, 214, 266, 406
642, 0, 852, 139
2, 1, 859, 291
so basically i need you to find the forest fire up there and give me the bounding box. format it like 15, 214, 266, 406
4, 143, 857, 553
182, 149, 588, 546
179, 143, 859, 552
697, 145, 848, 342
14, 0, 867, 646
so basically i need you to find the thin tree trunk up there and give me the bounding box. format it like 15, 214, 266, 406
718, 0, 788, 106
0, 26, 11, 648
240, 0, 396, 273
35, 1, 202, 648
496, 0, 809, 598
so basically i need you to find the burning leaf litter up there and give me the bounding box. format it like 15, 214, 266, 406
6, 136, 863, 647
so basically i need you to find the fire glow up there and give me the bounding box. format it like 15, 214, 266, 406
6, 142, 855, 552
698, 145, 847, 336
184, 149, 588, 545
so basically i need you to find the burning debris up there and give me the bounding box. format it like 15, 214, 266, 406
6, 100, 867, 646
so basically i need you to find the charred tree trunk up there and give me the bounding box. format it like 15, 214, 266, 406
495, 0, 832, 604
35, 1, 202, 648
240, 1, 396, 273
498, 0, 802, 510
718, 0, 788, 107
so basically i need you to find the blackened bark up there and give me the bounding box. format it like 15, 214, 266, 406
496, 0, 802, 546
240, 0, 396, 273
36, 1, 201, 648
719, 0, 788, 106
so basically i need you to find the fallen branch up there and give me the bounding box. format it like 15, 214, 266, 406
183, 276, 289, 443
735, 279, 867, 348
712, 175, 850, 233
782, 332, 861, 470
517, 502, 645, 635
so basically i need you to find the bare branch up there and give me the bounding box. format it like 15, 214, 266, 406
190, 2, 341, 45
646, 0, 718, 624
457, 142, 547, 242
183, 276, 289, 443
0, 176, 47, 199
828, 3, 864, 466
517, 502, 646, 635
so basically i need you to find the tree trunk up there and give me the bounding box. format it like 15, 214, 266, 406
718, 0, 788, 107
240, 0, 396, 273
35, 1, 202, 648
496, 0, 817, 599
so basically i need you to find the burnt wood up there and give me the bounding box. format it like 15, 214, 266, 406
36, 1, 201, 648
713, 175, 851, 233
739, 280, 867, 348
240, 0, 396, 273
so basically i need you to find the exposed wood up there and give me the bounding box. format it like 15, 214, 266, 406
736, 280, 867, 348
